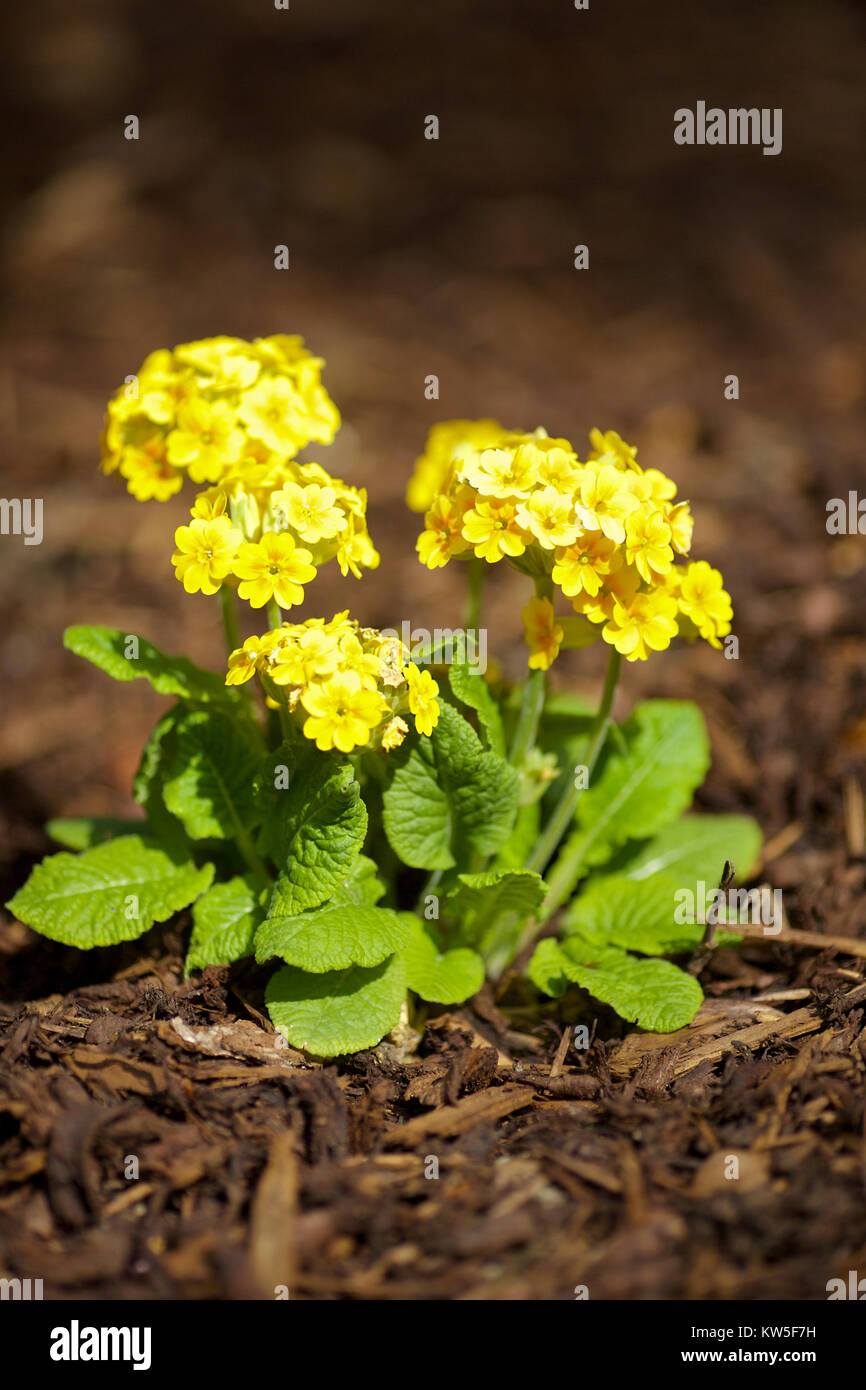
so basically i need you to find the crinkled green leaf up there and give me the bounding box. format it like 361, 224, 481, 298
255, 902, 411, 972
64, 624, 232, 703
402, 915, 485, 1004
448, 664, 505, 757
265, 954, 406, 1056
383, 702, 519, 869
6, 835, 214, 948
527, 937, 574, 998
493, 801, 541, 871
447, 867, 545, 968
576, 700, 710, 857
556, 700, 711, 885
131, 709, 193, 851
329, 854, 385, 907
608, 813, 762, 888
260, 758, 366, 910
561, 937, 704, 1032
529, 936, 703, 1031
46, 816, 151, 850
563, 873, 710, 955
185, 874, 265, 973
162, 707, 261, 840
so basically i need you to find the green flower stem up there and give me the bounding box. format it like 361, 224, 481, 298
259, 671, 293, 744
508, 573, 555, 768
508, 667, 547, 766
219, 585, 241, 658
415, 867, 443, 913
526, 647, 622, 880
463, 557, 485, 632
266, 598, 283, 634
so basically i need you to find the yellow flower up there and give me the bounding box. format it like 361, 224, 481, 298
301, 671, 387, 752
270, 628, 341, 686
532, 443, 584, 494
575, 461, 641, 543
172, 516, 241, 596
166, 398, 244, 483
624, 506, 674, 583
552, 532, 621, 599
458, 445, 537, 500
225, 636, 266, 685
588, 428, 640, 469
335, 517, 380, 578
238, 376, 305, 456
462, 498, 526, 563
516, 486, 580, 549
416, 493, 472, 569
191, 489, 229, 521
522, 596, 563, 671
174, 337, 261, 391
676, 561, 732, 648
120, 439, 183, 501
638, 469, 677, 505
405, 663, 440, 736
601, 590, 679, 662
232, 532, 316, 609
407, 419, 510, 512
335, 633, 382, 689
272, 480, 346, 543
667, 500, 694, 555
381, 716, 409, 751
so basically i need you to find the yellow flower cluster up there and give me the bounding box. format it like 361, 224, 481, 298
100, 335, 340, 502
170, 456, 378, 605
225, 613, 441, 753
412, 423, 732, 666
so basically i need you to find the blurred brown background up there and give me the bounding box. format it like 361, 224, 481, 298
1, 0, 865, 895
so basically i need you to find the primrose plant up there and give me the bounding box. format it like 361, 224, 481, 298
8, 335, 763, 1056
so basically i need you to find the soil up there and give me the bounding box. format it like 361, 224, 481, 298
2, 0, 866, 1300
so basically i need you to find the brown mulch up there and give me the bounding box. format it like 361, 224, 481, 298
2, 899, 866, 1300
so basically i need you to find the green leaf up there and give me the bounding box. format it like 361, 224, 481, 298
527, 937, 574, 998
447, 868, 545, 967
448, 664, 505, 756
402, 915, 485, 1004
382, 702, 519, 869
64, 625, 232, 703
265, 954, 407, 1056
568, 700, 711, 870
608, 813, 762, 888
46, 816, 151, 850
162, 707, 261, 840
6, 835, 214, 948
493, 801, 541, 871
255, 902, 411, 972
529, 936, 703, 1031
538, 691, 595, 751
561, 937, 704, 1032
563, 873, 709, 955
329, 854, 385, 907
260, 759, 367, 910
185, 874, 265, 973
132, 709, 193, 851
